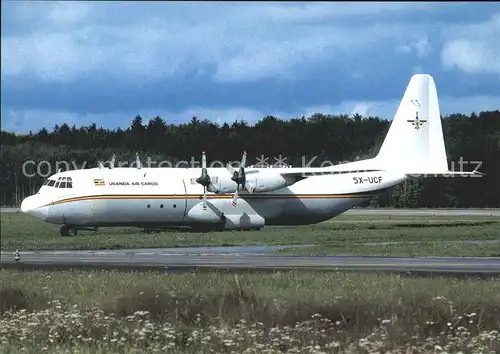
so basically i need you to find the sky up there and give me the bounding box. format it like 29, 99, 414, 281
2, 1, 500, 133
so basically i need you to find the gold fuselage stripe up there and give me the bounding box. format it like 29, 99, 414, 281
45, 192, 377, 207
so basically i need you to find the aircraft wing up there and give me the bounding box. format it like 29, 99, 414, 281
262, 158, 485, 178
275, 168, 485, 178
255, 159, 384, 176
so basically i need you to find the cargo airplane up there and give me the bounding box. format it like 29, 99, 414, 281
21, 74, 481, 236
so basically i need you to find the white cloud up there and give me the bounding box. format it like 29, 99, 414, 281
187, 94, 500, 123
213, 33, 335, 83
3, 94, 499, 134
3, 1, 91, 24
441, 13, 500, 74
2, 31, 105, 82
1, 2, 451, 84
314, 95, 500, 119
442, 40, 500, 74
234, 2, 445, 24
46, 2, 92, 25
395, 35, 432, 58
395, 45, 412, 54
415, 36, 432, 57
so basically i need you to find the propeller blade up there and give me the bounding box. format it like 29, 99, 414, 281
241, 151, 247, 169
202, 151, 207, 170
136, 152, 142, 169
227, 162, 236, 174
245, 184, 255, 194
197, 151, 209, 210
196, 152, 210, 183
231, 188, 238, 207
229, 151, 249, 205
202, 186, 208, 209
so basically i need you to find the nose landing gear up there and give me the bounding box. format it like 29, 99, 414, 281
60, 224, 78, 236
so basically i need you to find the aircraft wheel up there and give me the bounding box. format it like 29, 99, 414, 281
60, 225, 77, 237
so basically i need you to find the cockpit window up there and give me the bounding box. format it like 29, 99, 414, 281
57, 177, 72, 188
43, 176, 73, 188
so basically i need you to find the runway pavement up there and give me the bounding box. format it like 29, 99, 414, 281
1, 248, 499, 275
0, 207, 20, 213
345, 208, 500, 216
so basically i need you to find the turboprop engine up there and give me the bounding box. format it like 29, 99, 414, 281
196, 151, 293, 195
194, 151, 294, 206
209, 170, 291, 194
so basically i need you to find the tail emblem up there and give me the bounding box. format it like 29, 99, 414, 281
407, 111, 427, 130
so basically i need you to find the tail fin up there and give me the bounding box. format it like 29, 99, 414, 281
375, 74, 480, 177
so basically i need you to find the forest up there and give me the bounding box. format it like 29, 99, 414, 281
1, 110, 499, 207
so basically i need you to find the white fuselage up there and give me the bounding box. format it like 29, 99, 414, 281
21, 166, 407, 230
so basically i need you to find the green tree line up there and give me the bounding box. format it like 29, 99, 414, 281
1, 111, 499, 207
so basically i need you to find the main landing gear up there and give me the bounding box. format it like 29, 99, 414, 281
60, 224, 77, 236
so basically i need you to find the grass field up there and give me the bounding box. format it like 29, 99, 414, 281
1, 269, 499, 353
1, 212, 499, 257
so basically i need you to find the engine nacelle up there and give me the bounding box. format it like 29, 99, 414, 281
187, 202, 223, 223
244, 171, 291, 193
207, 171, 292, 194
206, 174, 236, 194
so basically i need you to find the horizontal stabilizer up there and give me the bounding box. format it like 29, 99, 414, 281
405, 171, 485, 178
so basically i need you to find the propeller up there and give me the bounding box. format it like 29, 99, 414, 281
230, 151, 247, 206
195, 151, 211, 207
136, 152, 142, 169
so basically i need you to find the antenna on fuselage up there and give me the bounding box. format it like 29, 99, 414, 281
136, 153, 142, 169
110, 154, 116, 169
98, 161, 104, 169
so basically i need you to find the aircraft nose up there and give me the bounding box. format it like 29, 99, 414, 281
20, 195, 48, 220
20, 196, 32, 213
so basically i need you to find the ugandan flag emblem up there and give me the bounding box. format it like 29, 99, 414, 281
93, 179, 105, 186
